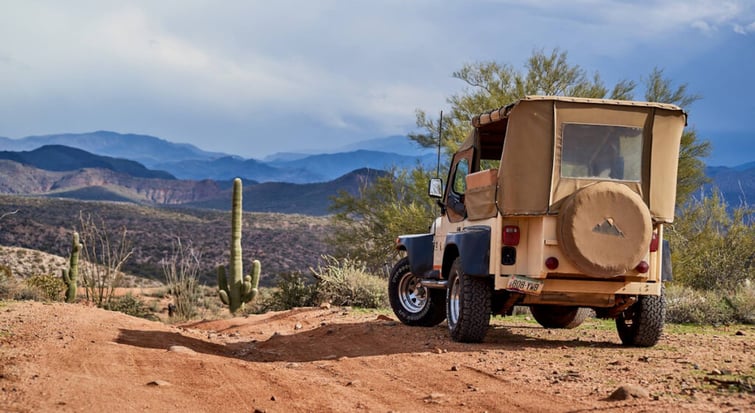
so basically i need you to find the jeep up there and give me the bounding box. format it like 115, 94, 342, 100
389, 96, 686, 346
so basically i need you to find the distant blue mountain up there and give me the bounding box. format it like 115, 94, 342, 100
334, 135, 434, 156
153, 156, 320, 183
0, 145, 174, 179
705, 164, 755, 207
269, 150, 437, 182
0, 131, 225, 167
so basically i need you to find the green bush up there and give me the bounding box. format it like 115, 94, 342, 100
311, 255, 388, 309
665, 283, 735, 325
258, 272, 318, 312
105, 294, 157, 320
668, 192, 754, 292
724, 281, 755, 324
26, 274, 65, 302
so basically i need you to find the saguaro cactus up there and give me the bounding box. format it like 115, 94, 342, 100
217, 178, 261, 314
62, 231, 81, 303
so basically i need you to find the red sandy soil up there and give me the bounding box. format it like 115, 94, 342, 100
1, 301, 752, 412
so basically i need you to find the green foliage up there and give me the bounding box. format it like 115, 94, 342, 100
329, 167, 436, 273
311, 255, 388, 309
258, 273, 319, 312
26, 274, 65, 302
104, 293, 156, 320
217, 178, 260, 314
667, 191, 754, 292
412, 48, 636, 156
665, 284, 735, 325
725, 281, 755, 324
61, 231, 81, 303
253, 256, 388, 312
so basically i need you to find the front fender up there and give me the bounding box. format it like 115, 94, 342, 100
397, 233, 434, 278
445, 226, 490, 276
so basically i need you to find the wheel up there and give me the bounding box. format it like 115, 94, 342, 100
446, 257, 491, 342
530, 305, 591, 329
616, 288, 665, 347
388, 257, 446, 326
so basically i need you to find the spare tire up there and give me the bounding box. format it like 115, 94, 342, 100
557, 182, 651, 277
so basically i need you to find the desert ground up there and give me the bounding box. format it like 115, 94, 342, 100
0, 300, 752, 413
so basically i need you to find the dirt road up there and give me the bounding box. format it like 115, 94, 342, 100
1, 301, 752, 412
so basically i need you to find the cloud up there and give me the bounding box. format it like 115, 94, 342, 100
733, 21, 755, 34
0, 1, 753, 158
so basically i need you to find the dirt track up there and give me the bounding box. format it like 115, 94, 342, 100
1, 301, 752, 412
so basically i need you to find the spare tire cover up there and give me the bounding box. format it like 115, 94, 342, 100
557, 182, 651, 277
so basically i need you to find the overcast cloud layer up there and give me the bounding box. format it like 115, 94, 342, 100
1, 0, 753, 165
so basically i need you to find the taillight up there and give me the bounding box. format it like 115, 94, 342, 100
503, 225, 520, 246
545, 257, 559, 270
636, 261, 649, 273
649, 231, 659, 252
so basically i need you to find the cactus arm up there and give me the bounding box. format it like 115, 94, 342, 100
217, 266, 230, 306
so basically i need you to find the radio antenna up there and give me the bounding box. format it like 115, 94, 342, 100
436, 111, 443, 178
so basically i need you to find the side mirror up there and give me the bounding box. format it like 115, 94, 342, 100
428, 178, 443, 198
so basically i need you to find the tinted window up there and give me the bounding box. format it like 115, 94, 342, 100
561, 123, 643, 181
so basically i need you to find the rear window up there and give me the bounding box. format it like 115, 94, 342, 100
560, 123, 643, 181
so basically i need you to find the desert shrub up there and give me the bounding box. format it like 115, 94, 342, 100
26, 274, 65, 302
78, 212, 133, 307
311, 255, 388, 309
105, 294, 156, 320
161, 238, 202, 321
668, 192, 754, 292
724, 280, 755, 324
0, 264, 17, 300
665, 283, 735, 325
13, 285, 43, 301
258, 272, 319, 312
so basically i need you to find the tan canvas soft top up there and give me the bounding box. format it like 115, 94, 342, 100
463, 96, 686, 223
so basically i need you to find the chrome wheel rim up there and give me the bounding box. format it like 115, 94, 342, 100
448, 275, 460, 327
398, 272, 427, 313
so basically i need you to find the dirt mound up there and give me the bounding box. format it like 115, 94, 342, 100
1, 301, 752, 412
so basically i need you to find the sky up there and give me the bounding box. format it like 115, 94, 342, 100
0, 0, 753, 166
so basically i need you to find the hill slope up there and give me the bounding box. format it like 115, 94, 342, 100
0, 195, 332, 282
0, 145, 174, 179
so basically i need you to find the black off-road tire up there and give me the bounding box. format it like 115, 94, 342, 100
530, 305, 591, 329
388, 257, 446, 327
446, 257, 491, 343
616, 288, 665, 347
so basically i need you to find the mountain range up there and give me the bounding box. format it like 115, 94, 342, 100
0, 131, 752, 215
0, 131, 434, 183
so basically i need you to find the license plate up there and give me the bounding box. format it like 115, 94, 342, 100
506, 275, 544, 295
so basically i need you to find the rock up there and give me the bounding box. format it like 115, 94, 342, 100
146, 380, 172, 387
167, 345, 196, 354
294, 323, 303, 330
320, 302, 332, 310
450, 365, 459, 372
735, 330, 745, 336
423, 393, 446, 404
376, 315, 393, 321
606, 385, 650, 401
